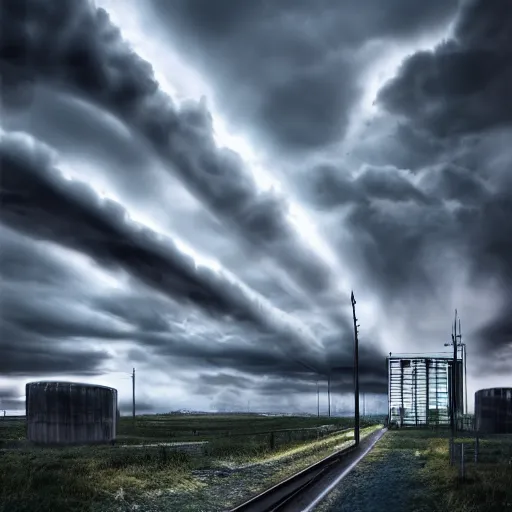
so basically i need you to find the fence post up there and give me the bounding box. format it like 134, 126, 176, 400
269, 431, 275, 451
460, 443, 465, 480
449, 437, 454, 466
475, 434, 479, 463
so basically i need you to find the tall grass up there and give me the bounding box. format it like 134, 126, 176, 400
387, 430, 512, 512
0, 417, 380, 512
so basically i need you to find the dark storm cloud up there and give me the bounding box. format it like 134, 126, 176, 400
1, 290, 130, 341
0, 228, 114, 376
0, 224, 82, 287
0, 399, 24, 411
147, 0, 458, 151
191, 359, 387, 398
302, 163, 431, 209
0, 212, 381, 387
118, 399, 155, 414
138, 327, 387, 392
0, 131, 291, 329
378, 0, 512, 139
1, 131, 338, 374
298, 160, 467, 300
351, 0, 512, 351
0, 228, 130, 340
0, 321, 110, 376
0, 0, 335, 298
98, 294, 382, 387
0, 386, 24, 411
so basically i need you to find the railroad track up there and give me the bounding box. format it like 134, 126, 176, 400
229, 427, 387, 512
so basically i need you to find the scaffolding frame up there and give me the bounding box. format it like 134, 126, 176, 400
388, 354, 463, 427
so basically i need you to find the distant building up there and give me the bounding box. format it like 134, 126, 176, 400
387, 353, 463, 427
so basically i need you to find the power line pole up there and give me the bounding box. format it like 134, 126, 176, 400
328, 374, 331, 418
132, 367, 136, 422
351, 291, 360, 446
451, 311, 458, 436
317, 380, 320, 418
460, 319, 467, 415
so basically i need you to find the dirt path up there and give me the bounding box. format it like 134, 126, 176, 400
314, 435, 433, 512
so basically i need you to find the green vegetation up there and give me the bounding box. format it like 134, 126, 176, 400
116, 413, 378, 442
316, 429, 512, 512
0, 418, 25, 443
6, 416, 510, 512
0, 414, 381, 512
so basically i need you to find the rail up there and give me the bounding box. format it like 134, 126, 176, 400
229, 427, 386, 512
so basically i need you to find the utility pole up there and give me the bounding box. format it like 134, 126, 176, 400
317, 381, 320, 418
452, 311, 458, 436
351, 291, 360, 446
460, 319, 467, 415
132, 367, 136, 422
328, 374, 331, 418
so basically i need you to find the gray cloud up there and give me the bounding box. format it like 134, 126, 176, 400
378, 0, 512, 139
346, 0, 512, 353
3, 0, 511, 412
0, 0, 338, 301
1, 321, 110, 377
3, 131, 391, 390
145, 0, 458, 151
0, 131, 335, 369
0, 218, 385, 388
302, 163, 432, 210
280, 0, 512, 363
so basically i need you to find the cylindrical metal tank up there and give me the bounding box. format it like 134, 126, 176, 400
475, 387, 512, 434
26, 381, 118, 444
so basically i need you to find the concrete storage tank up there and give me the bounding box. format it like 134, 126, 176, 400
26, 381, 118, 444
475, 388, 512, 434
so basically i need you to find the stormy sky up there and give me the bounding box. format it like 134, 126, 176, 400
1, 0, 511, 415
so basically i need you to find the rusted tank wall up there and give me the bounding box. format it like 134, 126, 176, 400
26, 381, 118, 444
475, 388, 512, 434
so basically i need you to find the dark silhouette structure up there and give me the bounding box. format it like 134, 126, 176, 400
351, 291, 360, 445
475, 388, 512, 434
26, 381, 118, 444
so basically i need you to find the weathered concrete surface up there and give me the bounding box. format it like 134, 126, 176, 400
475, 388, 512, 434
26, 381, 118, 445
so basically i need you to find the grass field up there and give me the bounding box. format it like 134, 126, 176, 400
316, 429, 512, 512
0, 413, 382, 512
116, 413, 380, 442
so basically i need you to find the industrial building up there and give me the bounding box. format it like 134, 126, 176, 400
26, 381, 118, 445
387, 353, 463, 427
475, 388, 512, 434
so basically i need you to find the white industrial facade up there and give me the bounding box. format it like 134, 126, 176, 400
387, 353, 463, 427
